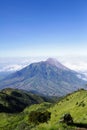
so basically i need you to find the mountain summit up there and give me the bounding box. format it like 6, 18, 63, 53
46, 58, 69, 70
0, 58, 86, 96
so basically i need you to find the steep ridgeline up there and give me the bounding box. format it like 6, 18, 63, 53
0, 58, 86, 96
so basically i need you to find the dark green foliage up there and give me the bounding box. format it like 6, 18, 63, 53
0, 88, 50, 113
66, 98, 69, 101
76, 102, 78, 105
29, 111, 51, 123
60, 113, 73, 124
78, 101, 85, 107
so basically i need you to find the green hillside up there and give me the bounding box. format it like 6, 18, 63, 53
0, 89, 87, 130
32, 89, 87, 130
0, 88, 50, 113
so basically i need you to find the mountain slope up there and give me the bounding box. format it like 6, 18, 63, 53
30, 89, 87, 130
0, 58, 86, 96
0, 71, 12, 80
1, 89, 87, 130
0, 88, 50, 113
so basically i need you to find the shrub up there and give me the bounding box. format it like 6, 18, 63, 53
78, 101, 85, 107
59, 113, 73, 124
29, 111, 51, 124
76, 102, 78, 105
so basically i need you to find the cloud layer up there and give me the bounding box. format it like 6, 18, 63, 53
0, 56, 87, 73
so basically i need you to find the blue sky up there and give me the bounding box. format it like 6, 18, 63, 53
0, 0, 87, 57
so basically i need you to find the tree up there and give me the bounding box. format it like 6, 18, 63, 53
59, 113, 73, 124
29, 111, 51, 124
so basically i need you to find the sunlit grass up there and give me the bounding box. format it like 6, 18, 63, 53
0, 89, 87, 130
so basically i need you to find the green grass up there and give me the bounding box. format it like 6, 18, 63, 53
33, 89, 87, 130
1, 89, 87, 130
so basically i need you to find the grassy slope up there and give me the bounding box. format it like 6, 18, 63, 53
0, 89, 87, 130
35, 89, 87, 130
0, 102, 52, 130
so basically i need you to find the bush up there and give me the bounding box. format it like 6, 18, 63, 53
78, 101, 85, 107
29, 111, 51, 124
59, 113, 73, 124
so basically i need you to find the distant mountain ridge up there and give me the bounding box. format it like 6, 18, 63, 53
0, 58, 86, 96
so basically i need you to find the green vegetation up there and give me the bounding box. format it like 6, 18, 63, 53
0, 88, 50, 113
29, 111, 51, 124
59, 113, 73, 124
1, 89, 87, 129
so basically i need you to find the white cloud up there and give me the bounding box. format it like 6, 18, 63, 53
0, 56, 87, 73
56, 56, 87, 72
62, 62, 87, 71
0, 57, 47, 72
0, 64, 26, 72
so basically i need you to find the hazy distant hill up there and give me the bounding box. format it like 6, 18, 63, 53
0, 58, 86, 96
0, 71, 12, 80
